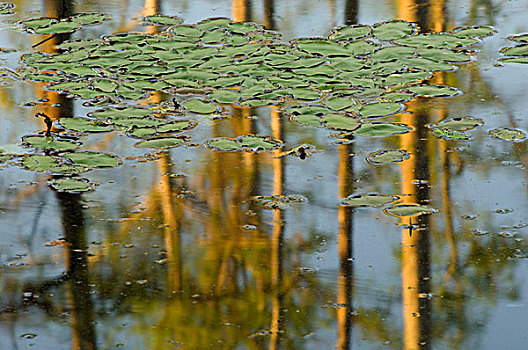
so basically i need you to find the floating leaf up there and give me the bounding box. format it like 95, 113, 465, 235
112, 116, 164, 129
321, 113, 361, 131
372, 20, 417, 41
183, 99, 218, 114
253, 195, 307, 209
288, 88, 320, 100
206, 135, 281, 152
22, 136, 78, 151
352, 122, 412, 137
377, 72, 431, 86
359, 102, 403, 118
0, 2, 14, 15
49, 177, 92, 193
135, 137, 186, 149
329, 25, 371, 41
508, 33, 528, 43
157, 120, 197, 133
408, 85, 460, 97
90, 106, 152, 119
384, 204, 437, 217
340, 193, 399, 207
58, 117, 113, 133
367, 149, 410, 164
65, 152, 119, 168
453, 25, 495, 38
70, 12, 111, 26
22, 155, 58, 171
33, 21, 80, 34
325, 96, 355, 110
419, 48, 471, 63
489, 128, 526, 142
499, 56, 528, 64
144, 14, 183, 26
395, 33, 480, 49
431, 128, 471, 140
500, 44, 528, 57
427, 116, 483, 131
209, 89, 241, 104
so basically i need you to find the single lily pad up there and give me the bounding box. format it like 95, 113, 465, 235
431, 128, 471, 141
22, 155, 58, 171
135, 137, 186, 149
359, 102, 403, 118
383, 204, 437, 217
144, 14, 184, 26
408, 85, 460, 97
453, 25, 496, 38
183, 99, 218, 114
489, 128, 526, 142
426, 116, 484, 131
352, 122, 412, 137
58, 117, 113, 133
372, 20, 417, 41
49, 177, 92, 193
321, 113, 361, 131
340, 193, 399, 207
367, 149, 410, 164
329, 25, 371, 41
65, 152, 119, 168
500, 44, 528, 57
22, 136, 78, 151
252, 194, 307, 210
325, 96, 356, 111
209, 89, 241, 104
206, 135, 282, 152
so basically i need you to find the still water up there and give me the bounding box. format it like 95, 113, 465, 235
1, 0, 528, 349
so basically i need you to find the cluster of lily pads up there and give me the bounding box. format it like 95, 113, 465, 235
340, 193, 436, 217
500, 33, 528, 64
0, 14, 525, 199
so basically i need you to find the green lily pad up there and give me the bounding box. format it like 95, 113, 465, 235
453, 25, 495, 38
157, 120, 197, 133
377, 71, 432, 86
209, 89, 241, 104
135, 137, 186, 149
508, 33, 528, 43
370, 46, 415, 61
112, 116, 165, 129
169, 24, 203, 38
408, 85, 460, 97
90, 106, 152, 119
144, 14, 183, 26
22, 136, 78, 151
183, 99, 218, 114
49, 177, 92, 193
499, 56, 528, 64
195, 17, 232, 31
0, 155, 11, 163
500, 44, 528, 57
22, 155, 58, 171
206, 135, 282, 152
329, 25, 371, 41
431, 128, 471, 141
367, 149, 410, 164
352, 122, 412, 137
359, 102, 403, 118
65, 152, 119, 168
58, 117, 113, 133
426, 116, 484, 131
19, 17, 58, 32
372, 20, 417, 41
290, 113, 323, 128
0, 2, 14, 15
489, 128, 526, 142
325, 96, 356, 111
383, 204, 437, 217
252, 194, 307, 210
70, 12, 111, 26
34, 21, 80, 34
340, 193, 399, 207
419, 48, 471, 63
321, 113, 361, 131
289, 88, 321, 100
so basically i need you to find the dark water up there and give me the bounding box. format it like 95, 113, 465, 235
1, 0, 528, 349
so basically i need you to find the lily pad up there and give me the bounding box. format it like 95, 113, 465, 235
252, 195, 307, 210
22, 136, 78, 151
90, 106, 153, 120
500, 44, 528, 57
144, 14, 183, 26
340, 193, 399, 207
22, 155, 58, 171
58, 117, 113, 133
453, 25, 495, 38
352, 122, 412, 137
0, 2, 14, 15
321, 113, 361, 131
431, 128, 471, 141
383, 204, 437, 217
372, 20, 417, 41
206, 135, 282, 152
325, 96, 356, 111
65, 152, 119, 168
359, 102, 403, 118
329, 25, 371, 41
49, 177, 92, 193
183, 99, 218, 114
209, 89, 241, 104
426, 116, 483, 131
408, 85, 460, 97
489, 128, 526, 142
135, 137, 186, 149
499, 56, 528, 64
367, 149, 410, 164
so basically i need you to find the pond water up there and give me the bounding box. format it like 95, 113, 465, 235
1, 0, 528, 349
